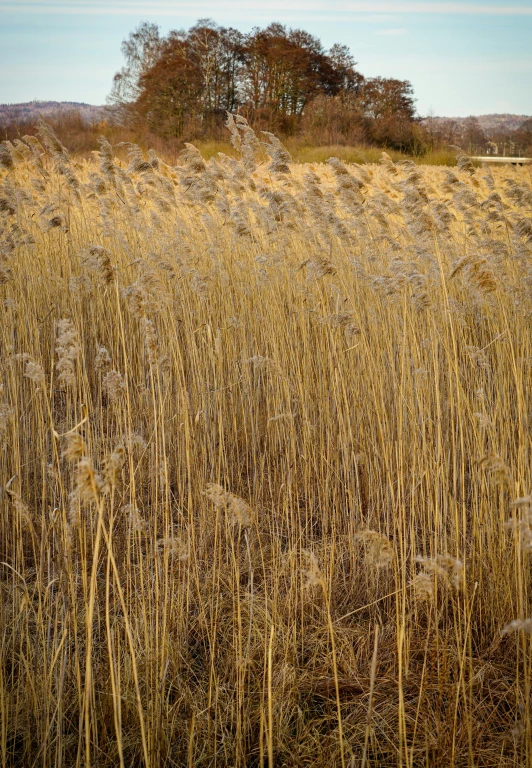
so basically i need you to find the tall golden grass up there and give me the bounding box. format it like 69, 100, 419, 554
1, 120, 532, 767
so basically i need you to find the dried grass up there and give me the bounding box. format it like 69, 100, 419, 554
1, 121, 532, 766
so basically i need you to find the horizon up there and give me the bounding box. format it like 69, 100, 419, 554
1, 1, 531, 118
2, 100, 531, 122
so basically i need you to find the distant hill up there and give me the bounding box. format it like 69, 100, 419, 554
426, 113, 531, 133
475, 114, 531, 132
0, 101, 106, 125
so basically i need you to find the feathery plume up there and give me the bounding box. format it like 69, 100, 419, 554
204, 483, 253, 527
55, 318, 80, 388
261, 132, 292, 174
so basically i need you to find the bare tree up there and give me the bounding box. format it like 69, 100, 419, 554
462, 116, 486, 154
107, 22, 162, 123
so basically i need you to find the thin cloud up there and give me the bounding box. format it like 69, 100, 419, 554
3, 1, 532, 15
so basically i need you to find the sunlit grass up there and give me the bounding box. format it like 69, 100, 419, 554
194, 138, 460, 166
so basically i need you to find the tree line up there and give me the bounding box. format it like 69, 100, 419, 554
424, 114, 532, 158
109, 20, 421, 151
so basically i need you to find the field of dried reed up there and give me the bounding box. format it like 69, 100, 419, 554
1, 117, 532, 767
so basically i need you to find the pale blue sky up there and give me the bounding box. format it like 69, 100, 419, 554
1, 0, 531, 116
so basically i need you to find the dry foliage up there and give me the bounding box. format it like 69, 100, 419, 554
1, 121, 532, 767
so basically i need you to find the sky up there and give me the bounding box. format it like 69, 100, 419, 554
0, 0, 531, 117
